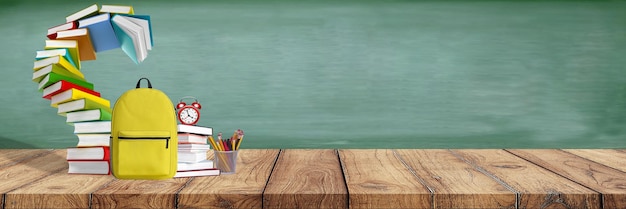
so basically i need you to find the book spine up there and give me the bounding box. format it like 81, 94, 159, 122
40, 72, 94, 91
43, 80, 100, 100
51, 88, 109, 107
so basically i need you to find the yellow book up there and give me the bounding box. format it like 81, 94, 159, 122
45, 40, 81, 69
33, 55, 84, 80
32, 63, 85, 83
50, 88, 110, 108
57, 98, 112, 115
100, 4, 134, 14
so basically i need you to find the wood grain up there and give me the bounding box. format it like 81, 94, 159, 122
563, 149, 626, 173
2, 149, 623, 208
0, 149, 52, 168
91, 178, 191, 209
338, 149, 431, 209
507, 149, 626, 209
395, 149, 516, 209
5, 171, 114, 209
0, 149, 66, 209
264, 149, 347, 209
452, 149, 601, 209
178, 149, 280, 209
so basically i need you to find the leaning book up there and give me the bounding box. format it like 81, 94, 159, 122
66, 108, 112, 123
57, 98, 111, 115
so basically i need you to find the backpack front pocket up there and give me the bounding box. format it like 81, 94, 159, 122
115, 130, 172, 177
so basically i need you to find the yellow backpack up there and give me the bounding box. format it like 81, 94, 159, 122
110, 78, 178, 179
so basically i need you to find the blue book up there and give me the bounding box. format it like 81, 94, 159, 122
111, 16, 140, 64
120, 14, 153, 49
111, 14, 153, 64
78, 13, 120, 52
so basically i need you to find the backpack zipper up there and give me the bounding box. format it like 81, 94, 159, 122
117, 136, 171, 149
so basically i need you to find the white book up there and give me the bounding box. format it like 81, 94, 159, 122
178, 133, 209, 144
35, 49, 68, 59
99, 5, 134, 14
111, 15, 147, 62
76, 133, 111, 147
73, 121, 111, 134
66, 147, 108, 160
177, 160, 214, 171
66, 4, 99, 22
178, 143, 211, 151
174, 169, 219, 178
178, 152, 208, 163
68, 160, 110, 175
177, 124, 213, 136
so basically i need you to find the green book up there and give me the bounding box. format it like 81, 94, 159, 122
32, 63, 84, 83
65, 108, 112, 123
37, 72, 93, 91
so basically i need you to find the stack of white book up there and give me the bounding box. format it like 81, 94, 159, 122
175, 124, 219, 177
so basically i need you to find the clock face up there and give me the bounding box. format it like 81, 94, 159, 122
178, 107, 199, 125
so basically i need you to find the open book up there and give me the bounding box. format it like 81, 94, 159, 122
111, 14, 153, 64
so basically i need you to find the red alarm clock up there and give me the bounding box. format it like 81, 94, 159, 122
176, 96, 202, 125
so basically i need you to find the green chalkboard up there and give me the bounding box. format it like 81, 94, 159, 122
2, 0, 626, 149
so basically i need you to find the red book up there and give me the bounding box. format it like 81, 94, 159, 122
47, 21, 78, 39
42, 80, 100, 100
66, 146, 110, 161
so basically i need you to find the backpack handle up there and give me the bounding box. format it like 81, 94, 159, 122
136, 78, 152, 89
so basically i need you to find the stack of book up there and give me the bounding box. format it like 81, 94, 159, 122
34, 4, 154, 175
67, 146, 110, 175
175, 124, 220, 178
47, 4, 153, 63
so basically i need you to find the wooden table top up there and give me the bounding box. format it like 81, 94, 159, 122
0, 149, 625, 209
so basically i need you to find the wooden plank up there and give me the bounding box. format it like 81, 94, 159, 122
92, 178, 191, 208
395, 149, 516, 209
452, 149, 601, 209
177, 149, 280, 209
563, 149, 626, 173
507, 149, 626, 209
0, 150, 67, 208
264, 149, 347, 209
338, 149, 431, 209
0, 149, 52, 168
5, 171, 114, 209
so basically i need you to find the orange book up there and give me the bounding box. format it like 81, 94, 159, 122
55, 28, 96, 61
